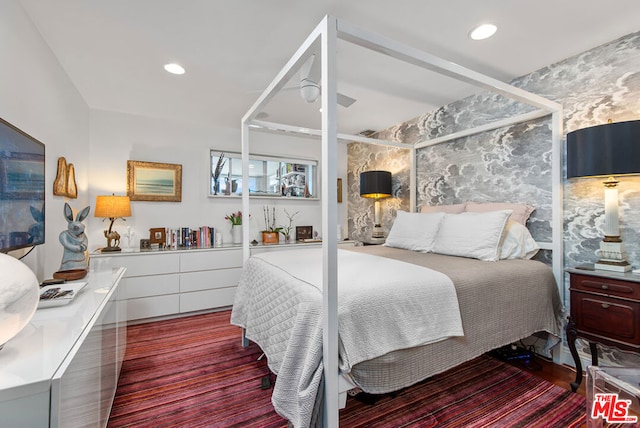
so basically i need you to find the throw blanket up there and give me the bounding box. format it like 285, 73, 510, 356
231, 248, 463, 427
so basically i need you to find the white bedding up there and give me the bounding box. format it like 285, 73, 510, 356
231, 248, 463, 427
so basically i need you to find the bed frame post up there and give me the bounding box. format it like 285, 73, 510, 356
410, 146, 417, 212
241, 121, 250, 264
321, 15, 340, 428
551, 109, 565, 340
241, 328, 249, 348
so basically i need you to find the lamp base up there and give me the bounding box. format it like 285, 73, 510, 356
101, 246, 122, 253
594, 240, 632, 272
371, 224, 385, 239
595, 261, 632, 272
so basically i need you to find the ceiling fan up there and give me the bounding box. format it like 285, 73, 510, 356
295, 53, 357, 108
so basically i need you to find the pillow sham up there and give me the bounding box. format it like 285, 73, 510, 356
432, 210, 512, 261
465, 201, 535, 226
499, 220, 540, 260
419, 203, 466, 214
384, 211, 446, 252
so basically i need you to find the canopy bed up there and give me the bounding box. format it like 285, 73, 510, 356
237, 15, 563, 427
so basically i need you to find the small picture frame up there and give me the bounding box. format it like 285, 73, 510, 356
139, 238, 151, 250
296, 226, 313, 241
149, 227, 166, 245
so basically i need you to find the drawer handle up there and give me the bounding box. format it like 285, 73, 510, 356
601, 284, 609, 290
601, 303, 610, 309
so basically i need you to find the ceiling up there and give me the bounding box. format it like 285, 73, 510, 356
19, 0, 640, 135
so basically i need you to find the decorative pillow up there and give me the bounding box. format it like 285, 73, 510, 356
432, 210, 512, 261
499, 221, 540, 260
420, 203, 466, 214
384, 211, 446, 252
465, 202, 535, 225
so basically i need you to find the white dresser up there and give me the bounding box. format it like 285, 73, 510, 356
0, 267, 126, 428
91, 246, 243, 322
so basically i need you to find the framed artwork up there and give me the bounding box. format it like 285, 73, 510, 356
127, 160, 182, 202
149, 227, 166, 245
139, 238, 151, 250
296, 226, 313, 241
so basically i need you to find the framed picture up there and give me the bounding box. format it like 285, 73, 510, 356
139, 238, 151, 250
127, 160, 182, 202
149, 227, 166, 245
296, 226, 313, 241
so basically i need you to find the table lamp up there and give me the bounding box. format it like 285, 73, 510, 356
360, 170, 392, 243
95, 195, 131, 252
567, 119, 640, 272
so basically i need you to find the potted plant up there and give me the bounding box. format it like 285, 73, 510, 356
279, 209, 299, 243
261, 206, 281, 244
211, 152, 226, 195
225, 211, 243, 244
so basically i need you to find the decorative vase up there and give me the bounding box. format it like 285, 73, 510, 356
0, 253, 39, 350
261, 231, 279, 245
232, 225, 242, 244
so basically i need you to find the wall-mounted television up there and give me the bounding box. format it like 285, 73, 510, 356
0, 117, 45, 253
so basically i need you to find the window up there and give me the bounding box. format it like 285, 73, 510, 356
210, 151, 317, 199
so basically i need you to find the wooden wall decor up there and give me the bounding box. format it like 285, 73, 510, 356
53, 157, 77, 198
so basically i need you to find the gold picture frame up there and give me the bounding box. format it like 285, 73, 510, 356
127, 160, 182, 202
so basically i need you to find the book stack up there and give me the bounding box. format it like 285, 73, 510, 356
165, 226, 215, 249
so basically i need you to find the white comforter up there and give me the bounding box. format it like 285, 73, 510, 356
230, 248, 463, 427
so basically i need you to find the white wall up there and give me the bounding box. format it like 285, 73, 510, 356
87, 110, 348, 250
0, 0, 90, 280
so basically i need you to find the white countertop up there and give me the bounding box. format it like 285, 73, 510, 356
0, 267, 125, 401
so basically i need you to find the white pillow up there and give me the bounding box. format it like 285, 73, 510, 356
432, 210, 512, 261
384, 211, 446, 252
499, 221, 540, 260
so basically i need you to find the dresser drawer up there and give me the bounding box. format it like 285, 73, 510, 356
571, 291, 640, 347
570, 273, 640, 300
180, 249, 242, 272
107, 253, 180, 278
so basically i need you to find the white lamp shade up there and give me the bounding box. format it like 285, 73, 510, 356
0, 253, 39, 348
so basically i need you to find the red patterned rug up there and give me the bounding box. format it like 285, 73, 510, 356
108, 311, 586, 427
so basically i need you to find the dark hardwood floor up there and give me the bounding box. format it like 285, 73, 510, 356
506, 355, 586, 397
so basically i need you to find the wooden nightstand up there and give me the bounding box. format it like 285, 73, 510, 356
566, 268, 640, 392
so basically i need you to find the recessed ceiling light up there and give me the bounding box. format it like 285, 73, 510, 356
469, 24, 497, 41
164, 63, 185, 75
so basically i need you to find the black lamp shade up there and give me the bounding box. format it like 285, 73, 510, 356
567, 120, 640, 178
360, 170, 392, 199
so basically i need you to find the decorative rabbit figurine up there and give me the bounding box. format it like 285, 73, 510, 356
59, 203, 90, 272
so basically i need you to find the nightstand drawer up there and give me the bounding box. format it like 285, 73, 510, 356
571, 291, 640, 346
570, 273, 640, 300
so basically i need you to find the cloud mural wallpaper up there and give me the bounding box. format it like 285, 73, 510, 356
348, 30, 640, 365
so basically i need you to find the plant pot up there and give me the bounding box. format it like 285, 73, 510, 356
261, 231, 279, 245
232, 225, 242, 244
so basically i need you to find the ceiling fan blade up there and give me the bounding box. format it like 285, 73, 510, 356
337, 92, 357, 108
299, 54, 316, 81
